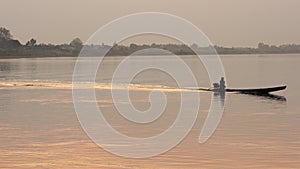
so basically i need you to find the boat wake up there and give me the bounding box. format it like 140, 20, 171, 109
0, 80, 202, 93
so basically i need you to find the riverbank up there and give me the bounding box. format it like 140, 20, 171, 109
1, 53, 300, 59
2, 43, 300, 59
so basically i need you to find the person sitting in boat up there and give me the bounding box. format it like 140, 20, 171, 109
213, 77, 226, 92
219, 77, 226, 91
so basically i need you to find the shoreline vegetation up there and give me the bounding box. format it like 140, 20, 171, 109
1, 27, 300, 58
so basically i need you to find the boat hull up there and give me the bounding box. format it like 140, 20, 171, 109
198, 85, 287, 95
225, 85, 287, 95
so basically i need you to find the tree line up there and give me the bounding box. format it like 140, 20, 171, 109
0, 27, 83, 57
1, 27, 300, 57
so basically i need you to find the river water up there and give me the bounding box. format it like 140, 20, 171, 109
0, 54, 299, 168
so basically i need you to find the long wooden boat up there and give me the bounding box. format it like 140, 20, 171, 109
226, 85, 286, 95
198, 85, 287, 95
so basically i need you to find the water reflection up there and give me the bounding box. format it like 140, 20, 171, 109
199, 91, 226, 143
214, 91, 226, 102
238, 93, 287, 102
0, 62, 12, 72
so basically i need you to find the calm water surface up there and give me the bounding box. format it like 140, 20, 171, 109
0, 54, 299, 168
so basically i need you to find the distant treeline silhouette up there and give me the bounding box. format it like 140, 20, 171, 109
1, 27, 300, 57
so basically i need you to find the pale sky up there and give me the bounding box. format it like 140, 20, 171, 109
1, 0, 300, 47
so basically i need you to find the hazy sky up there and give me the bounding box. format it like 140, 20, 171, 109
1, 0, 300, 47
